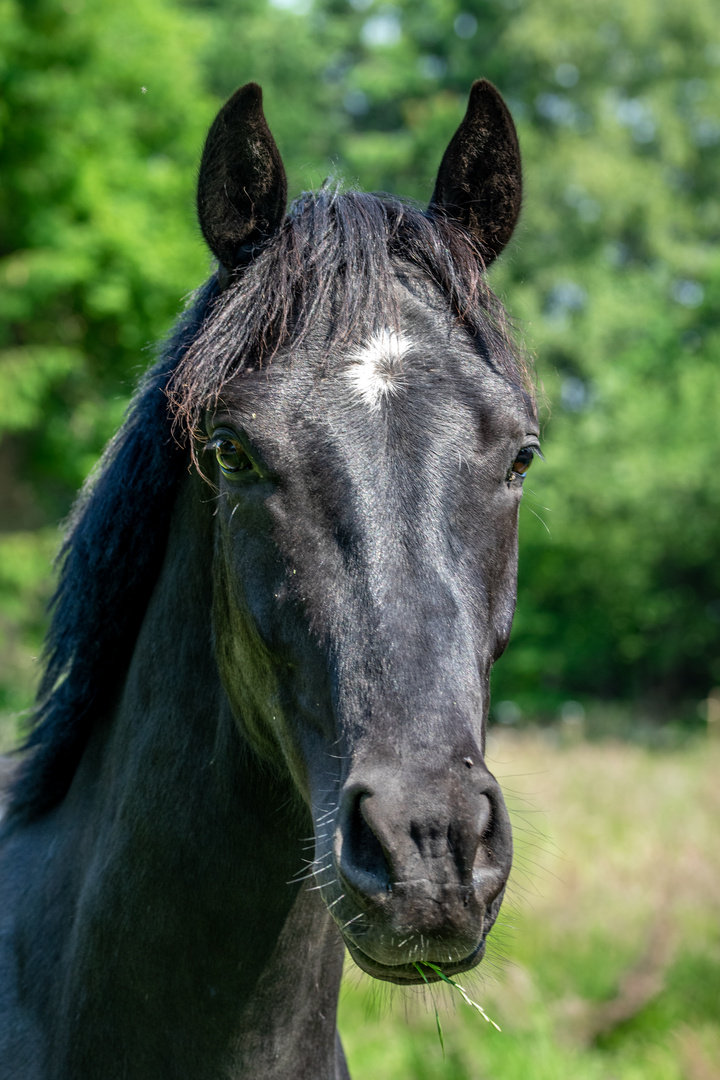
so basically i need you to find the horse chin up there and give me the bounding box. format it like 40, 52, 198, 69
344, 937, 486, 985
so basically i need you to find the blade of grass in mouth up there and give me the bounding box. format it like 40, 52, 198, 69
414, 961, 501, 1033
414, 962, 445, 1057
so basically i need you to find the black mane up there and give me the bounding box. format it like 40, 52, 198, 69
10, 190, 529, 821
9, 279, 219, 819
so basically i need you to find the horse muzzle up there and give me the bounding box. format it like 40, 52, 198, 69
318, 759, 513, 983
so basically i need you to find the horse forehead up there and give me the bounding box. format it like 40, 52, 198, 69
332, 321, 526, 429
219, 284, 530, 437
224, 343, 525, 461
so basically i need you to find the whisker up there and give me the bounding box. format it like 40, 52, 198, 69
287, 860, 334, 884
342, 913, 365, 930
307, 878, 338, 892
523, 503, 552, 537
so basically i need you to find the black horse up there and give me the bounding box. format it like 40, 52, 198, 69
0, 81, 538, 1078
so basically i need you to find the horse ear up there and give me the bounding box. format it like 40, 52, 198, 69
429, 79, 522, 264
197, 83, 287, 272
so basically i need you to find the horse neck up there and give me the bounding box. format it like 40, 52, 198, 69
29, 472, 347, 1078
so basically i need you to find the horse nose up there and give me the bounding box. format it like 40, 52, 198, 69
334, 764, 511, 914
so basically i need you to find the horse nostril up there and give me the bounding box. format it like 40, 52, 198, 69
472, 788, 513, 904
338, 792, 391, 895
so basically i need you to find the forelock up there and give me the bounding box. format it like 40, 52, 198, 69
167, 188, 531, 442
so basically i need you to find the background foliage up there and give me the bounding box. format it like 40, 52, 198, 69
1, 0, 719, 728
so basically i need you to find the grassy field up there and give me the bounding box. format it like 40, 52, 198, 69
338, 729, 720, 1080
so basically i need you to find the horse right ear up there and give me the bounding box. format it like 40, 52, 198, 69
429, 80, 522, 265
197, 83, 288, 274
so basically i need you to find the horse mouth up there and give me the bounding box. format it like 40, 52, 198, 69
344, 937, 486, 985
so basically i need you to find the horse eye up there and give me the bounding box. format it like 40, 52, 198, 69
508, 446, 535, 482
214, 438, 251, 474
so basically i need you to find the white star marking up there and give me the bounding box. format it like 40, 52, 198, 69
345, 329, 414, 412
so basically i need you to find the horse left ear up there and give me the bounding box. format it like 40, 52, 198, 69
429, 79, 522, 264
197, 82, 288, 273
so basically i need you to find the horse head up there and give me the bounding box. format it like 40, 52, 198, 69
182, 81, 537, 985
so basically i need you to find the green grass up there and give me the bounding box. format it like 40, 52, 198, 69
337, 730, 720, 1079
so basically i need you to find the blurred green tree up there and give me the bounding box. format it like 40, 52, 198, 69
0, 0, 214, 716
